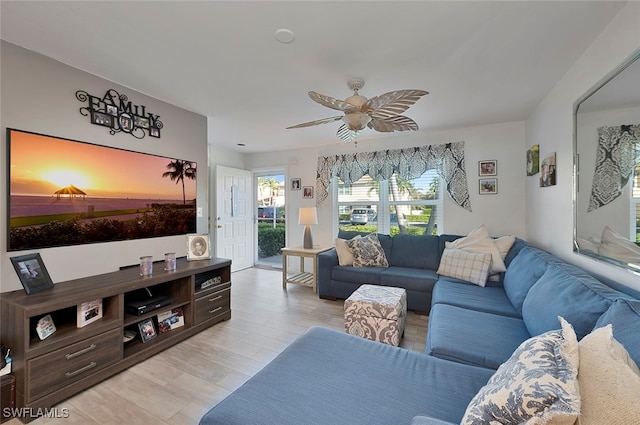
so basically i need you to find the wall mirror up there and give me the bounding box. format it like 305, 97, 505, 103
574, 49, 640, 274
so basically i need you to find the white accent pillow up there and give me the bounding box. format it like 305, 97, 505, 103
577, 237, 600, 253
577, 325, 640, 425
335, 237, 357, 266
446, 225, 507, 275
437, 248, 492, 287
598, 225, 640, 263
462, 317, 580, 425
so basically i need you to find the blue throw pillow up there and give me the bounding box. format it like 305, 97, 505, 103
502, 247, 549, 313
594, 298, 640, 367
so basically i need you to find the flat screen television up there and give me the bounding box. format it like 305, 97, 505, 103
7, 128, 197, 251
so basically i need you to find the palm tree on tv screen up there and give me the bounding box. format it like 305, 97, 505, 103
162, 160, 196, 204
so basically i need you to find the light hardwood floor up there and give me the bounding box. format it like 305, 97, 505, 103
8, 267, 428, 425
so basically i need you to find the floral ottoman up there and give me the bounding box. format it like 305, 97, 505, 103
344, 284, 407, 346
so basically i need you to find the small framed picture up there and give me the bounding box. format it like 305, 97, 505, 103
187, 233, 211, 261
10, 253, 54, 295
303, 186, 314, 199
119, 113, 133, 132
36, 314, 57, 340
526, 145, 540, 176
138, 318, 157, 343
91, 111, 113, 127
291, 178, 301, 191
106, 104, 118, 116
540, 152, 557, 187
134, 115, 150, 129
479, 178, 498, 195
149, 127, 161, 138
479, 160, 497, 176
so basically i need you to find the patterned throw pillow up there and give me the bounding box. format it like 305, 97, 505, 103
461, 317, 580, 425
437, 248, 492, 287
347, 233, 389, 268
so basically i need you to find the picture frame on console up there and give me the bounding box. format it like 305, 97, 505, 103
137, 318, 157, 343
187, 233, 211, 261
10, 253, 54, 295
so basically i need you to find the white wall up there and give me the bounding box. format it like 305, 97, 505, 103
245, 120, 527, 249
526, 2, 640, 289
1, 41, 209, 292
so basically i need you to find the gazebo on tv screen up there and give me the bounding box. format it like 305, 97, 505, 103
7, 128, 197, 251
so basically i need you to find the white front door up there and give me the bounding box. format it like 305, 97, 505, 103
215, 165, 253, 271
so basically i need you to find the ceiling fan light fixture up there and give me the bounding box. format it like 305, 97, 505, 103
343, 113, 371, 131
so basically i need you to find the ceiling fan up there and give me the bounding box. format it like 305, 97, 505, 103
286, 78, 428, 142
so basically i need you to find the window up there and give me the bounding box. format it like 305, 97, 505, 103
335, 169, 443, 236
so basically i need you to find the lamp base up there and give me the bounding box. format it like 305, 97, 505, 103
303, 225, 313, 249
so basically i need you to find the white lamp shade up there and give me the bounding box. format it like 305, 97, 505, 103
298, 207, 318, 225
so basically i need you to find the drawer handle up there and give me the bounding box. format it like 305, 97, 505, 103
65, 362, 97, 379
208, 295, 223, 302
65, 344, 97, 360
208, 306, 223, 314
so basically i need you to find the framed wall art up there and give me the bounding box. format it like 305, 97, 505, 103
10, 253, 54, 295
479, 178, 498, 195
478, 160, 497, 176
291, 178, 301, 190
303, 186, 314, 199
526, 145, 540, 176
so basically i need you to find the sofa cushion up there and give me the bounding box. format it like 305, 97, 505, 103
461, 318, 580, 425
335, 237, 357, 266
577, 325, 640, 425
379, 267, 439, 293
594, 298, 640, 367
521, 263, 616, 340
411, 417, 456, 425
331, 265, 383, 286
426, 303, 530, 370
431, 278, 520, 318
348, 233, 389, 268
502, 246, 550, 313
389, 234, 440, 270
200, 326, 495, 425
437, 248, 491, 287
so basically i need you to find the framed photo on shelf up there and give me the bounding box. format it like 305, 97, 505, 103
291, 178, 301, 191
187, 233, 211, 261
10, 253, 54, 295
77, 299, 103, 328
303, 186, 314, 199
36, 314, 57, 340
478, 160, 497, 176
479, 178, 498, 195
138, 318, 157, 343
157, 307, 185, 333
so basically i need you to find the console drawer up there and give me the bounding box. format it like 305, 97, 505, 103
27, 328, 121, 401
195, 287, 230, 324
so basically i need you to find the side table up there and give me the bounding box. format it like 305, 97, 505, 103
281, 246, 331, 293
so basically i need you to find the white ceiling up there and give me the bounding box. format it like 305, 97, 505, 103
0, 1, 626, 153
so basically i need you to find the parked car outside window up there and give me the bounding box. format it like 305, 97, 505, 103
350, 208, 376, 225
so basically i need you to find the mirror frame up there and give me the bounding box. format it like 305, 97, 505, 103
573, 48, 640, 275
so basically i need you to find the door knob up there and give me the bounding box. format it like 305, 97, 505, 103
217, 225, 222, 228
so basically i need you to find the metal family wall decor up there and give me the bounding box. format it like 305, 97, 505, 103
75, 88, 163, 139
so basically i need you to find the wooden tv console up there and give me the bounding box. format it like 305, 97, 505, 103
0, 257, 231, 423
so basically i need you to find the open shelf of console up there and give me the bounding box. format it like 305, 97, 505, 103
0, 257, 231, 423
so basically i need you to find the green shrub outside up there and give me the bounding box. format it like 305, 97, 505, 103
258, 222, 285, 257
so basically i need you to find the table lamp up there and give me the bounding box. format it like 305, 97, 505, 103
298, 207, 318, 249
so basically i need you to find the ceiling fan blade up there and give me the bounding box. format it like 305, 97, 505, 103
309, 91, 358, 112
286, 115, 343, 129
337, 124, 358, 142
366, 89, 428, 118
368, 115, 419, 132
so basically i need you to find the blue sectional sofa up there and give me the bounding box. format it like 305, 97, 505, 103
317, 231, 462, 313
200, 237, 640, 425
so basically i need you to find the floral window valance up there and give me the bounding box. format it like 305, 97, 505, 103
588, 124, 640, 211
316, 141, 472, 211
